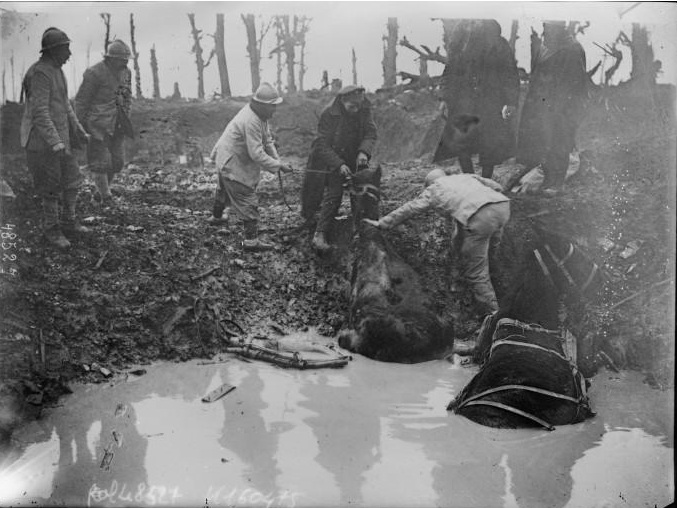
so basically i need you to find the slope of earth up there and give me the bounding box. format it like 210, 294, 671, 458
0, 83, 674, 446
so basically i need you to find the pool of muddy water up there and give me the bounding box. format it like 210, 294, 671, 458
0, 356, 673, 508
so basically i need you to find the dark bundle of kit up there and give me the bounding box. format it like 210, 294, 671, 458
448, 317, 594, 431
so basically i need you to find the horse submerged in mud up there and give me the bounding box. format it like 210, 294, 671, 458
334, 165, 455, 363
448, 229, 604, 430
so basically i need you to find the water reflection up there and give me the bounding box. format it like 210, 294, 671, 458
300, 364, 383, 506
0, 361, 672, 508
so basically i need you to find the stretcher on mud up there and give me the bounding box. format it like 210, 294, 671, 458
448, 317, 594, 431
219, 320, 351, 369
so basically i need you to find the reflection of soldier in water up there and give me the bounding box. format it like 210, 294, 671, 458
49, 391, 148, 506
415, 414, 603, 507
218, 367, 280, 496
299, 370, 382, 506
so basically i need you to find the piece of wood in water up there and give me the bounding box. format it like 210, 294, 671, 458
202, 383, 236, 403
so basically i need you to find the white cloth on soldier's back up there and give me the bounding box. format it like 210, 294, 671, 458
210, 104, 280, 190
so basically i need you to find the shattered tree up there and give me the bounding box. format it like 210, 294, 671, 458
508, 20, 519, 55
271, 15, 295, 93
295, 16, 311, 92
241, 14, 272, 93
130, 13, 143, 99
100, 13, 111, 51
188, 13, 215, 100
398, 36, 446, 87
214, 13, 231, 98
352, 48, 358, 85
382, 17, 398, 87
150, 45, 160, 99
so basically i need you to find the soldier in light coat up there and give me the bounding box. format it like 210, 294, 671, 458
364, 169, 510, 315
75, 39, 133, 205
21, 27, 90, 249
209, 82, 293, 251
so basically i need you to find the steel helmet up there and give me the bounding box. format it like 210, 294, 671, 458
337, 85, 365, 97
105, 40, 132, 60
252, 82, 282, 105
40, 27, 71, 52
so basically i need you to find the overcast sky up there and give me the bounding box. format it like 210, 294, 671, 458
1, 1, 676, 101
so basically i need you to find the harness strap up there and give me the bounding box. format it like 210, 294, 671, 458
459, 383, 582, 406
461, 400, 555, 431
533, 248, 557, 290
490, 338, 569, 362
581, 262, 599, 293
544, 244, 577, 287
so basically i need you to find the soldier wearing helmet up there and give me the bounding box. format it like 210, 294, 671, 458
208, 82, 293, 251
75, 39, 133, 205
20, 27, 91, 249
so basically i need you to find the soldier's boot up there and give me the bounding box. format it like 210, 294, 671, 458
242, 220, 274, 251
61, 188, 91, 237
43, 198, 70, 249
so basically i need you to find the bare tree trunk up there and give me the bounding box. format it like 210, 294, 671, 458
214, 13, 231, 97
242, 14, 261, 92
130, 13, 143, 99
188, 13, 214, 100
10, 52, 15, 101
274, 17, 283, 94
86, 42, 91, 68
352, 48, 358, 85
2, 67, 6, 104
629, 23, 656, 85
100, 13, 111, 52
508, 20, 519, 55
382, 17, 398, 87
297, 17, 306, 91
150, 45, 161, 99
282, 16, 296, 93
172, 82, 182, 100
295, 15, 311, 92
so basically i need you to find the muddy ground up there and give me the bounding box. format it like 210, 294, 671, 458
0, 84, 675, 444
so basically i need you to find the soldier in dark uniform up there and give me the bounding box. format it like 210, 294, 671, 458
517, 21, 588, 196
301, 85, 377, 252
434, 20, 520, 179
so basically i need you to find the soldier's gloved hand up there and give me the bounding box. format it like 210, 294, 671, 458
279, 162, 293, 174
362, 218, 380, 228
356, 152, 369, 168
339, 164, 352, 180
52, 142, 67, 153
501, 105, 516, 120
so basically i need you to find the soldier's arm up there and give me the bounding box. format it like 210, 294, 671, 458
378, 189, 433, 229
245, 117, 284, 174
30, 71, 63, 148
312, 109, 344, 171
74, 68, 96, 123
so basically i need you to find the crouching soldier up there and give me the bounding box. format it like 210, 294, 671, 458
208, 82, 293, 251
21, 27, 90, 249
364, 169, 510, 316
75, 39, 133, 205
301, 85, 377, 252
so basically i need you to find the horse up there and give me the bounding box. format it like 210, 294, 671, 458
448, 228, 604, 430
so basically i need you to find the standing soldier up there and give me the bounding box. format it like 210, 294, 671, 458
301, 85, 377, 252
21, 27, 90, 249
434, 20, 520, 178
75, 39, 133, 205
517, 21, 588, 196
208, 82, 293, 251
